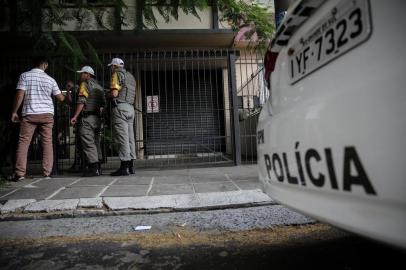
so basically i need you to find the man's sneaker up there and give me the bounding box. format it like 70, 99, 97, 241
43, 175, 52, 179
10, 175, 24, 182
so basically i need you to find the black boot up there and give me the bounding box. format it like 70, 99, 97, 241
82, 163, 100, 177
98, 161, 102, 175
128, 159, 135, 174
110, 161, 129, 176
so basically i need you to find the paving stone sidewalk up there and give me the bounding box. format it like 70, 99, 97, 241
0, 165, 273, 216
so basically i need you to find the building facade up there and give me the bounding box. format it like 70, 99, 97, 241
0, 0, 272, 171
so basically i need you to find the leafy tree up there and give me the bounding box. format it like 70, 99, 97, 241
142, 0, 274, 44
218, 0, 274, 43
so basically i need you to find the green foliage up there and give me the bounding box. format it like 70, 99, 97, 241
33, 31, 102, 70
86, 41, 103, 68
56, 31, 75, 55
218, 0, 275, 44
65, 32, 87, 62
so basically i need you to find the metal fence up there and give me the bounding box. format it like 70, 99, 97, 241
0, 48, 268, 173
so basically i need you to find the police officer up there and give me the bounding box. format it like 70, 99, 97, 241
107, 58, 136, 176
70, 66, 106, 177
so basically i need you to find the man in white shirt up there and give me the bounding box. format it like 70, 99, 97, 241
11, 56, 66, 181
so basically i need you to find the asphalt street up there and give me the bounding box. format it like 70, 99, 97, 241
0, 205, 404, 270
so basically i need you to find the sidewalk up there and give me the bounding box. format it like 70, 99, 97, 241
0, 165, 273, 218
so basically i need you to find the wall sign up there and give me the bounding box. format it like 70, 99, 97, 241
147, 95, 159, 113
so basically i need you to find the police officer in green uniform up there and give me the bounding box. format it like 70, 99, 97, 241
107, 58, 136, 176
70, 66, 106, 177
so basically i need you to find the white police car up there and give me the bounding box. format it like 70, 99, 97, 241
258, 0, 406, 248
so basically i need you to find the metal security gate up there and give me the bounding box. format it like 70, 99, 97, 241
142, 70, 225, 158
134, 50, 232, 167
0, 48, 267, 174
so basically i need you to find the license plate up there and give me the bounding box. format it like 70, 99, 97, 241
288, 0, 372, 84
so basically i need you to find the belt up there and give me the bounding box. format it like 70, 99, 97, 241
82, 111, 99, 117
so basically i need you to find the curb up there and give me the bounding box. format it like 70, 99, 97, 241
0, 201, 276, 222
0, 190, 274, 221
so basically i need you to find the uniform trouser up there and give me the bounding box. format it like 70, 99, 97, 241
79, 115, 102, 164
112, 102, 136, 161
15, 114, 54, 177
